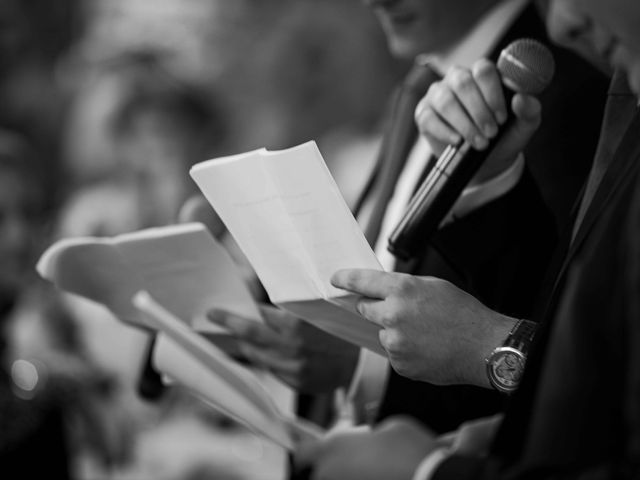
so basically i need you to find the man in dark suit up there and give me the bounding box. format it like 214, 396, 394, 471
358, 0, 609, 432
208, 0, 609, 434
294, 0, 640, 477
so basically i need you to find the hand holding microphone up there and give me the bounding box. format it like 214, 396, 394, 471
388, 39, 555, 260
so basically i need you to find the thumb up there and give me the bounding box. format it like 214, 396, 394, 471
503, 93, 541, 148
487, 93, 541, 168
177, 194, 226, 238
511, 93, 542, 135
206, 308, 231, 327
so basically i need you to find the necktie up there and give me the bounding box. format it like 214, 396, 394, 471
362, 61, 440, 245
572, 71, 638, 241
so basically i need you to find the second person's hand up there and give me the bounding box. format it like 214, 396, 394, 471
208, 304, 360, 394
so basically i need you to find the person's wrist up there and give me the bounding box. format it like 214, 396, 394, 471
470, 314, 518, 389
484, 318, 536, 393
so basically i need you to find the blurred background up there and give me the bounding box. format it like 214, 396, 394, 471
0, 0, 407, 478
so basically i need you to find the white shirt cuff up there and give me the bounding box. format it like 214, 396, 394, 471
344, 348, 390, 424
346, 348, 367, 400
412, 448, 451, 480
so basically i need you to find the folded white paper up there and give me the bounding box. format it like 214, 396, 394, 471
36, 222, 261, 339
190, 141, 385, 354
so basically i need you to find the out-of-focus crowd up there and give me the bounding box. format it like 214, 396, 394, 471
0, 1, 407, 478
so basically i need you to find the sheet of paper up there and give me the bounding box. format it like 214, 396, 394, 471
136, 292, 323, 449
190, 141, 382, 305
114, 223, 261, 331
37, 223, 262, 335
191, 149, 318, 303
153, 334, 294, 448
277, 297, 384, 356
261, 144, 382, 299
37, 237, 149, 327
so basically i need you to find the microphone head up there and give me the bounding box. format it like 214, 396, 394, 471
498, 39, 555, 95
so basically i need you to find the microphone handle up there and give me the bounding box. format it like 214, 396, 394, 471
388, 110, 516, 260
137, 333, 167, 401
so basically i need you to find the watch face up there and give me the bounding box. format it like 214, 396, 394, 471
488, 349, 525, 392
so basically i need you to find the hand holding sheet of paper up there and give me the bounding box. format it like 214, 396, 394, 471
190, 141, 386, 354
134, 291, 324, 449
208, 304, 361, 394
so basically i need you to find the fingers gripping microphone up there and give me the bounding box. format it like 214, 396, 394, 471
387, 39, 555, 260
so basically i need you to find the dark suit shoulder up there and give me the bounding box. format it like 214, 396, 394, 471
527, 43, 609, 236
475, 135, 640, 480
377, 6, 608, 434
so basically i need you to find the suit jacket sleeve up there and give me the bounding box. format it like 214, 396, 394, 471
433, 452, 640, 480
433, 168, 640, 480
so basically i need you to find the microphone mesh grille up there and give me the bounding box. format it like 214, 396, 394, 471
497, 39, 555, 95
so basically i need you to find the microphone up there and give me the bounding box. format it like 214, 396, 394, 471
137, 333, 167, 401
387, 39, 556, 260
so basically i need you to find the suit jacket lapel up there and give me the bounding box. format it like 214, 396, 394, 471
493, 100, 640, 462
360, 63, 440, 245
352, 88, 402, 218
361, 92, 417, 244
546, 109, 640, 313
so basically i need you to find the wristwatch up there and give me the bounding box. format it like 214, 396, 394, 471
485, 319, 537, 394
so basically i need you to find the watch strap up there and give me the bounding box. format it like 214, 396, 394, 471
503, 319, 537, 355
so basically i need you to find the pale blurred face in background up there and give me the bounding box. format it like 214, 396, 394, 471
545, 0, 611, 74
547, 0, 640, 95
361, 0, 498, 59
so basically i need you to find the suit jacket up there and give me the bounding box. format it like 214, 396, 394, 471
433, 89, 640, 480
369, 4, 610, 433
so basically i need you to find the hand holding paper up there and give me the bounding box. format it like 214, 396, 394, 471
190, 141, 385, 354
134, 291, 324, 450
208, 304, 360, 394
